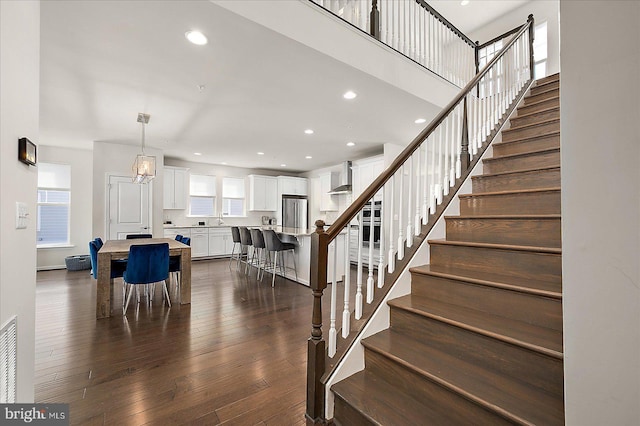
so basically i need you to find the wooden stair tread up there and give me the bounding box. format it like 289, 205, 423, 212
484, 147, 560, 162
471, 165, 560, 179
389, 295, 563, 357
428, 238, 561, 254
523, 94, 559, 108
459, 186, 561, 198
332, 370, 466, 425
503, 117, 559, 133
363, 330, 565, 425
534, 73, 560, 85
410, 264, 562, 297
528, 84, 559, 98
493, 131, 559, 147
513, 105, 559, 120
445, 214, 561, 220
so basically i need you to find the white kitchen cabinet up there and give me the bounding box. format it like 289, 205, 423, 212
319, 172, 338, 212
249, 175, 278, 211
278, 176, 308, 196
352, 156, 384, 201
163, 166, 188, 209
209, 227, 233, 256
190, 228, 209, 257
163, 228, 191, 240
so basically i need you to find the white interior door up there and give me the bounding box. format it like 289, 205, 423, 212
107, 175, 152, 240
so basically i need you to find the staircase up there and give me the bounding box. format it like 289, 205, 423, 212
331, 73, 563, 425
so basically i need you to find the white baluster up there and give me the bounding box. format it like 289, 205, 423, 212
397, 164, 405, 260
406, 153, 413, 246
455, 103, 462, 180
342, 225, 350, 338
378, 184, 385, 289
422, 142, 429, 225
355, 210, 363, 319
435, 126, 443, 206
328, 240, 336, 357
442, 116, 450, 196
388, 174, 395, 273
415, 148, 421, 236
367, 201, 375, 304
451, 109, 458, 185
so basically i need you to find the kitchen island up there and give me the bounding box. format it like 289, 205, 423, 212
267, 226, 346, 287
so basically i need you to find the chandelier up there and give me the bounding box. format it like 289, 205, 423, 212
132, 112, 155, 184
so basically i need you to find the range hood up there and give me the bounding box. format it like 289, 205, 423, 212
328, 161, 352, 194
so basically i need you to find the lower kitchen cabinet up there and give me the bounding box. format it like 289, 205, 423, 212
190, 228, 209, 257
209, 228, 234, 257
164, 227, 234, 258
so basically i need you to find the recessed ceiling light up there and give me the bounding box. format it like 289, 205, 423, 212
221, 162, 227, 165
305, 156, 312, 159
346, 142, 356, 147
185, 30, 208, 45
415, 118, 427, 124
304, 129, 314, 135
281, 164, 287, 167
343, 91, 357, 100
461, 0, 470, 5
257, 152, 265, 155
193, 152, 202, 156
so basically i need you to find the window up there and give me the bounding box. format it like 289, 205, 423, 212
37, 163, 71, 247
189, 174, 216, 217
533, 21, 548, 79
222, 177, 245, 217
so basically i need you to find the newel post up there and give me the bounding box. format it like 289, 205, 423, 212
306, 220, 329, 425
528, 14, 535, 80
370, 0, 380, 40
461, 96, 470, 171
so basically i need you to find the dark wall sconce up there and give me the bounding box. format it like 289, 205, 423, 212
18, 137, 37, 166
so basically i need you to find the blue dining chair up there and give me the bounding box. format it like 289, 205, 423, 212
94, 237, 104, 250
169, 235, 187, 293
89, 241, 126, 280
122, 243, 170, 314
181, 237, 191, 246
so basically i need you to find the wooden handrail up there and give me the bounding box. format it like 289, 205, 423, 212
415, 0, 475, 47
325, 15, 534, 241
478, 25, 522, 50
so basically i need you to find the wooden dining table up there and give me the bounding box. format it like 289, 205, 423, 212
96, 238, 191, 319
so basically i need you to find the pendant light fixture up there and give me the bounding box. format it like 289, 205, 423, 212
132, 112, 155, 184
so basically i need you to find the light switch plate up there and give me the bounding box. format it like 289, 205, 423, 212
16, 202, 28, 229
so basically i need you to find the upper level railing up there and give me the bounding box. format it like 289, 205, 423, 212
306, 15, 535, 423
310, 0, 477, 87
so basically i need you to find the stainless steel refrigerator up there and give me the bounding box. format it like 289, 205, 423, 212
282, 195, 308, 229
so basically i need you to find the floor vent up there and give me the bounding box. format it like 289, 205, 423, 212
0, 315, 17, 403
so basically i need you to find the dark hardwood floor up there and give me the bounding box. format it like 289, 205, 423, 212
35, 258, 317, 425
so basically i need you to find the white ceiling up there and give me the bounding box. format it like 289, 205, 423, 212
39, 0, 529, 172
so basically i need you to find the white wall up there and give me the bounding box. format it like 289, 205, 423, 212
92, 141, 164, 239
469, 0, 560, 77
37, 146, 93, 269
303, 163, 349, 226
561, 1, 640, 424
0, 0, 39, 402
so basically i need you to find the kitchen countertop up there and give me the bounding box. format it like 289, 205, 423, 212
163, 224, 233, 229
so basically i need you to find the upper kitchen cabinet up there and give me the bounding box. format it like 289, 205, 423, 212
164, 166, 188, 209
249, 175, 278, 211
352, 156, 384, 201
278, 176, 308, 196
319, 172, 338, 212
